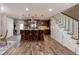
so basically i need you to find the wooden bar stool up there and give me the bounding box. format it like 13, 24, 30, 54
39, 30, 44, 41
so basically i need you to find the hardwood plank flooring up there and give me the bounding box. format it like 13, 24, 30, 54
3, 35, 76, 55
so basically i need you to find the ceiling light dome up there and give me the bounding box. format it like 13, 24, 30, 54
0, 6, 4, 12
26, 8, 29, 11
48, 8, 52, 12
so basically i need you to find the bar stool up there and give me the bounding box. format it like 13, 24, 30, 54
39, 30, 44, 41
33, 30, 39, 41
28, 30, 33, 41
25, 30, 29, 40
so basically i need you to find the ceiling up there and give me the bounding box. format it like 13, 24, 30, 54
63, 4, 79, 21
0, 3, 77, 20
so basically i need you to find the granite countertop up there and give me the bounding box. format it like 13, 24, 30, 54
38, 26, 49, 30
21, 26, 49, 30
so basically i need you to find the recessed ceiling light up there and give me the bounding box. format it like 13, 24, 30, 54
48, 8, 52, 12
26, 8, 29, 11
0, 6, 4, 11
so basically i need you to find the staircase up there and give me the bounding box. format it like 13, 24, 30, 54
50, 12, 79, 54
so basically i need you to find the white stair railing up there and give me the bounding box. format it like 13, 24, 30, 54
53, 13, 79, 42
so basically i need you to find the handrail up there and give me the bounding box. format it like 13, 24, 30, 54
61, 12, 79, 41
61, 12, 79, 21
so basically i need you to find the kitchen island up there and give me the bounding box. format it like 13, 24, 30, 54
20, 26, 50, 41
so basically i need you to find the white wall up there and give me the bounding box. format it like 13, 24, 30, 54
51, 13, 79, 54
0, 14, 14, 39
7, 17, 14, 38
2, 15, 7, 37
15, 20, 24, 35
0, 15, 1, 34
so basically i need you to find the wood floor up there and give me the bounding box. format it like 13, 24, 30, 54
3, 35, 76, 55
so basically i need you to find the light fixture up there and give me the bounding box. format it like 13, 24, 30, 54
19, 14, 25, 20
26, 8, 29, 11
48, 8, 52, 12
0, 6, 4, 12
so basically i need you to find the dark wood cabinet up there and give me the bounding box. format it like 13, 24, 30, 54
24, 19, 50, 28
20, 30, 44, 41
20, 19, 50, 41
38, 20, 50, 26
42, 30, 50, 34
